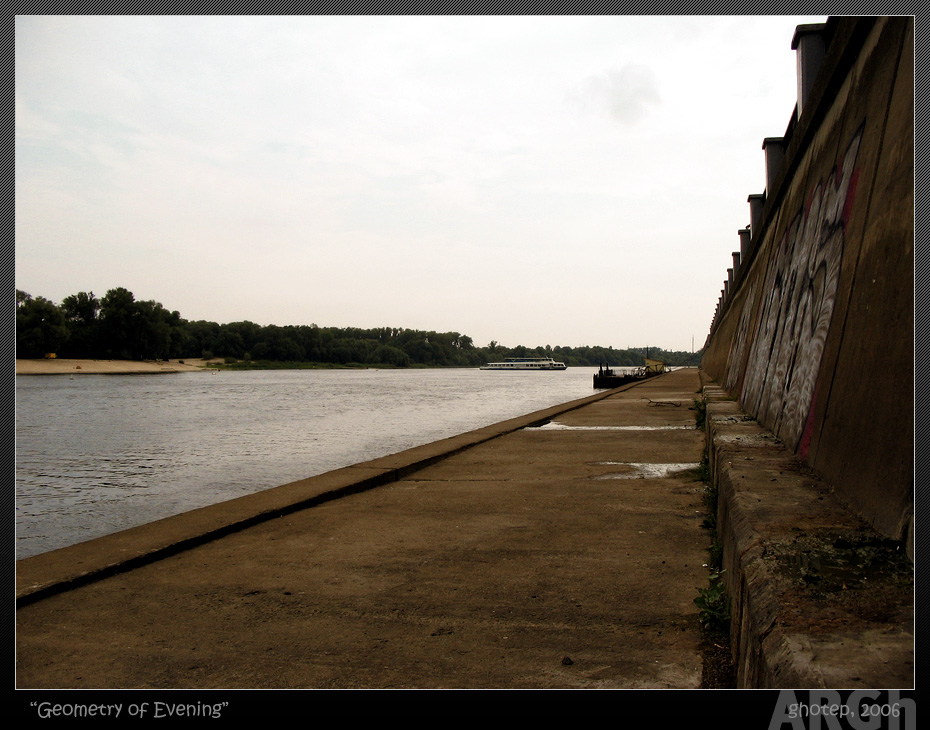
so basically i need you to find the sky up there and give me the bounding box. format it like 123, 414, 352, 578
15, 14, 828, 353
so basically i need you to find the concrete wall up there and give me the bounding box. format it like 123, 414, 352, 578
702, 17, 913, 551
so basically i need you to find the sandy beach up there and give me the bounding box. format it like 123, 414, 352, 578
15, 358, 221, 375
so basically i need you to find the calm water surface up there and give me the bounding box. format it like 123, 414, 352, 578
16, 367, 613, 558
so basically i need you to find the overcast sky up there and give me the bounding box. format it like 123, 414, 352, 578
16, 14, 827, 353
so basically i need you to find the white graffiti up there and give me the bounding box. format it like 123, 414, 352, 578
739, 129, 863, 451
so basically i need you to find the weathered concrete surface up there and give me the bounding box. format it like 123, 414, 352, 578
16, 369, 713, 690
704, 383, 913, 689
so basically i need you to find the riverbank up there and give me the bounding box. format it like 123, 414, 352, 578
16, 358, 447, 375
18, 366, 909, 692
15, 358, 221, 375
17, 370, 713, 690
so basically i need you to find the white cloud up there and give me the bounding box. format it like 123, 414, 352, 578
572, 64, 662, 125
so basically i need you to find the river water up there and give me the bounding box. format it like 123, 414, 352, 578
16, 366, 623, 559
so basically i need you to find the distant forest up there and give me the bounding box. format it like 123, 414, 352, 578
16, 287, 704, 368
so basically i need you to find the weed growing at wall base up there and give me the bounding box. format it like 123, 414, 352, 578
693, 399, 735, 686
694, 569, 730, 632
693, 398, 707, 430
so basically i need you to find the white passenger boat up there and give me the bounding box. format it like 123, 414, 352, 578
480, 357, 567, 371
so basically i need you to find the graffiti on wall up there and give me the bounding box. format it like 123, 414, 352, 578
738, 127, 863, 452
724, 280, 756, 397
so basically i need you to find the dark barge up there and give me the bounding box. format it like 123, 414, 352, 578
593, 358, 667, 389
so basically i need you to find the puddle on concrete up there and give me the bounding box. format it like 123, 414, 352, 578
591, 462, 701, 479
527, 422, 694, 431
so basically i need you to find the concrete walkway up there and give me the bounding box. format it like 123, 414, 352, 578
16, 369, 713, 690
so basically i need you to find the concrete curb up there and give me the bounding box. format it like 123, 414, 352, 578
16, 380, 637, 607
703, 385, 913, 688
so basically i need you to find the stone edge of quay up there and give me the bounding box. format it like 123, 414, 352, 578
703, 382, 914, 689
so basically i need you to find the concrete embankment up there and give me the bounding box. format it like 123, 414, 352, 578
703, 380, 913, 688
16, 367, 912, 691
17, 369, 714, 690
701, 17, 913, 557
696, 17, 914, 689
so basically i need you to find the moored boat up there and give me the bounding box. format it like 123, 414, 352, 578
480, 357, 567, 371
593, 358, 667, 388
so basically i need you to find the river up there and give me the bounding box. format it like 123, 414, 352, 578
15, 366, 627, 559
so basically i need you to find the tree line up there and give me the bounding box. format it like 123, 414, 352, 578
15, 287, 703, 368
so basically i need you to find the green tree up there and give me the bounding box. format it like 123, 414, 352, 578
221, 321, 263, 357
16, 291, 69, 358
96, 288, 181, 360
61, 291, 99, 324
98, 287, 138, 359
60, 291, 101, 358
184, 320, 222, 358
214, 329, 247, 359
134, 299, 174, 359
372, 344, 411, 367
